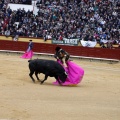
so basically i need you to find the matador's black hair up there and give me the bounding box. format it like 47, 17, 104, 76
55, 46, 61, 52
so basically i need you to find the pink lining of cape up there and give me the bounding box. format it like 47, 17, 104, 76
53, 60, 84, 86
20, 50, 33, 59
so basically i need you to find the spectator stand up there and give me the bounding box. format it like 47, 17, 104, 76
0, 0, 119, 48
0, 35, 51, 44
0, 35, 119, 49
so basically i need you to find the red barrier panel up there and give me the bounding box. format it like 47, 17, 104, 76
0, 40, 120, 60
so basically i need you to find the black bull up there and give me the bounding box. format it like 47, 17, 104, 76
28, 59, 67, 84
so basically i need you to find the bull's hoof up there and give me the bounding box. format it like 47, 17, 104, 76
59, 83, 62, 86
40, 81, 44, 84
32, 80, 35, 83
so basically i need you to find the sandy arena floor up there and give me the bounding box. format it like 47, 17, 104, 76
0, 53, 120, 120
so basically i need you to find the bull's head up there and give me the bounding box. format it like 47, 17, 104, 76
58, 71, 68, 83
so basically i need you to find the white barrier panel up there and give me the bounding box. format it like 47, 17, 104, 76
81, 40, 97, 47
7, 3, 33, 12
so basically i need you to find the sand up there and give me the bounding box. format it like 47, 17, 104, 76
0, 53, 120, 120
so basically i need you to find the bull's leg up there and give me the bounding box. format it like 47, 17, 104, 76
54, 76, 62, 85
57, 79, 62, 85
35, 71, 40, 81
29, 71, 35, 83
41, 74, 48, 84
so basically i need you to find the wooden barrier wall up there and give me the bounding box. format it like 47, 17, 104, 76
0, 40, 120, 60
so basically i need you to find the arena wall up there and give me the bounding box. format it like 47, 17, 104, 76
0, 40, 120, 60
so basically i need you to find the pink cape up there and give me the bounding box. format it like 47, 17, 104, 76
20, 50, 33, 59
53, 60, 84, 86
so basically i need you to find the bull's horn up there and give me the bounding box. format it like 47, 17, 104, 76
64, 71, 68, 76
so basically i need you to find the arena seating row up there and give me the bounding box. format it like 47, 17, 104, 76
0, 35, 119, 48
0, 35, 52, 44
